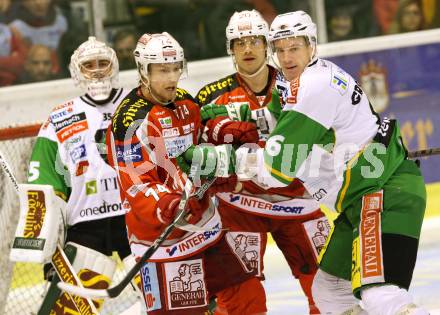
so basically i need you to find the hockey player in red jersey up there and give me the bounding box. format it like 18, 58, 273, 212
195, 10, 330, 314
107, 32, 267, 314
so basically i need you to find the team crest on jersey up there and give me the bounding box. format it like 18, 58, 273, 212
302, 217, 331, 258
359, 59, 389, 113
225, 232, 261, 275
330, 66, 349, 95
163, 259, 208, 310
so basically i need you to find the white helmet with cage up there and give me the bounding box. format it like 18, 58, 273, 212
69, 36, 119, 101
133, 32, 187, 82
226, 9, 269, 55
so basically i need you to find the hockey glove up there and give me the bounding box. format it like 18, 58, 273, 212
176, 144, 236, 180
200, 102, 252, 122
156, 192, 210, 225
204, 116, 259, 145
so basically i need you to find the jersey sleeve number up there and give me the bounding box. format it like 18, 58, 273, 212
144, 184, 170, 201
28, 161, 40, 182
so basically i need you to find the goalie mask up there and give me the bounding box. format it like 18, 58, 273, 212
134, 32, 187, 84
269, 11, 318, 67
70, 36, 119, 101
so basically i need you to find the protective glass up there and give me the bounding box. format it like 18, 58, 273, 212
232, 36, 265, 52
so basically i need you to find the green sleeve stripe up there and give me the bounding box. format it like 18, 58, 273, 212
264, 110, 329, 181
264, 161, 294, 185
29, 137, 70, 198
336, 150, 363, 212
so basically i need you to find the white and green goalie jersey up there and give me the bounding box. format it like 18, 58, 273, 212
256, 59, 407, 212
28, 88, 130, 226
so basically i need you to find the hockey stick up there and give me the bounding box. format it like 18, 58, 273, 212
408, 147, 440, 158
58, 176, 217, 299
0, 150, 99, 315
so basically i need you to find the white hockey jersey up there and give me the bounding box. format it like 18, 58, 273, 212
28, 88, 130, 226
255, 59, 406, 212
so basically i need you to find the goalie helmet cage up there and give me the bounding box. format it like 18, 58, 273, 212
0, 123, 140, 315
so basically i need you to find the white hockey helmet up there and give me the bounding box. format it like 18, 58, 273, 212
133, 32, 186, 81
226, 9, 269, 55
268, 11, 317, 47
69, 36, 119, 101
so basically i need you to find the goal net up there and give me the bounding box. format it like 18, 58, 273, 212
0, 124, 140, 315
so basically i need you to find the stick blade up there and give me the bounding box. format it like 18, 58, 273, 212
57, 281, 110, 299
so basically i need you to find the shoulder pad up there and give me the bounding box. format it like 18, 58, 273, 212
111, 88, 152, 141
196, 74, 238, 106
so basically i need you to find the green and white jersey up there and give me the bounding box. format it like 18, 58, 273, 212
256, 59, 407, 212
28, 88, 130, 226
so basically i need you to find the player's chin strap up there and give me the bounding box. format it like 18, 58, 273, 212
57, 177, 217, 299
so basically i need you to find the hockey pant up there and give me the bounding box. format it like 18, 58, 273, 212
138, 235, 266, 315
218, 203, 330, 315
317, 160, 426, 312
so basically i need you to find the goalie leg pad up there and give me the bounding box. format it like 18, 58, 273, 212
47, 242, 117, 314
37, 245, 77, 315
60, 242, 116, 311
360, 285, 429, 315
69, 241, 117, 283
